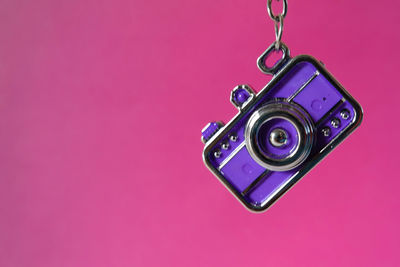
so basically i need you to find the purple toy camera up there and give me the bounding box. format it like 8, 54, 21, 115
201, 53, 363, 212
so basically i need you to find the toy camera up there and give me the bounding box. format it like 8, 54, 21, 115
201, 55, 363, 212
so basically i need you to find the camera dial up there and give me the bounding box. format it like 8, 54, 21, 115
245, 101, 315, 171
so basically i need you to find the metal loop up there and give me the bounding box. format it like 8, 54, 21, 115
260, 0, 290, 75
257, 42, 291, 75
267, 0, 288, 22
274, 15, 284, 50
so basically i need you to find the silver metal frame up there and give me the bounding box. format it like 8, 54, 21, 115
202, 55, 363, 213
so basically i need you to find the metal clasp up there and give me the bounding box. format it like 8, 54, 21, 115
257, 42, 291, 75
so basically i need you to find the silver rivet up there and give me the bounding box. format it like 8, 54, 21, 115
269, 128, 288, 148
230, 135, 238, 142
214, 150, 221, 158
221, 142, 230, 150
331, 118, 341, 128
321, 127, 331, 137
340, 109, 350, 120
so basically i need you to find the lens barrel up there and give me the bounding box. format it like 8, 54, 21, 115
245, 101, 315, 171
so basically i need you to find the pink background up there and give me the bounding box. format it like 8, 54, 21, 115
0, 0, 399, 266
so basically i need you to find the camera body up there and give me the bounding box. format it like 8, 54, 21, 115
201, 55, 363, 212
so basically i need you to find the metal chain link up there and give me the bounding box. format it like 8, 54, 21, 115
267, 0, 288, 49
258, 0, 290, 75
274, 15, 284, 49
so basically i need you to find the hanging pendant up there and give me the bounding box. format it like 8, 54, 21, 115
201, 0, 363, 212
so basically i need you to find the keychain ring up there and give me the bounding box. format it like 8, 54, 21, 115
267, 0, 288, 22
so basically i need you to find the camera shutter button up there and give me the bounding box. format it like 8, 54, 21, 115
234, 89, 250, 105
230, 85, 255, 109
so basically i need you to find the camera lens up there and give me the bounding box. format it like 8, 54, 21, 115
245, 101, 315, 171
269, 128, 288, 148
256, 117, 299, 159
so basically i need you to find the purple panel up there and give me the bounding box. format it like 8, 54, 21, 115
269, 62, 317, 99
234, 88, 250, 105
293, 75, 342, 122
246, 169, 296, 205
220, 145, 266, 192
